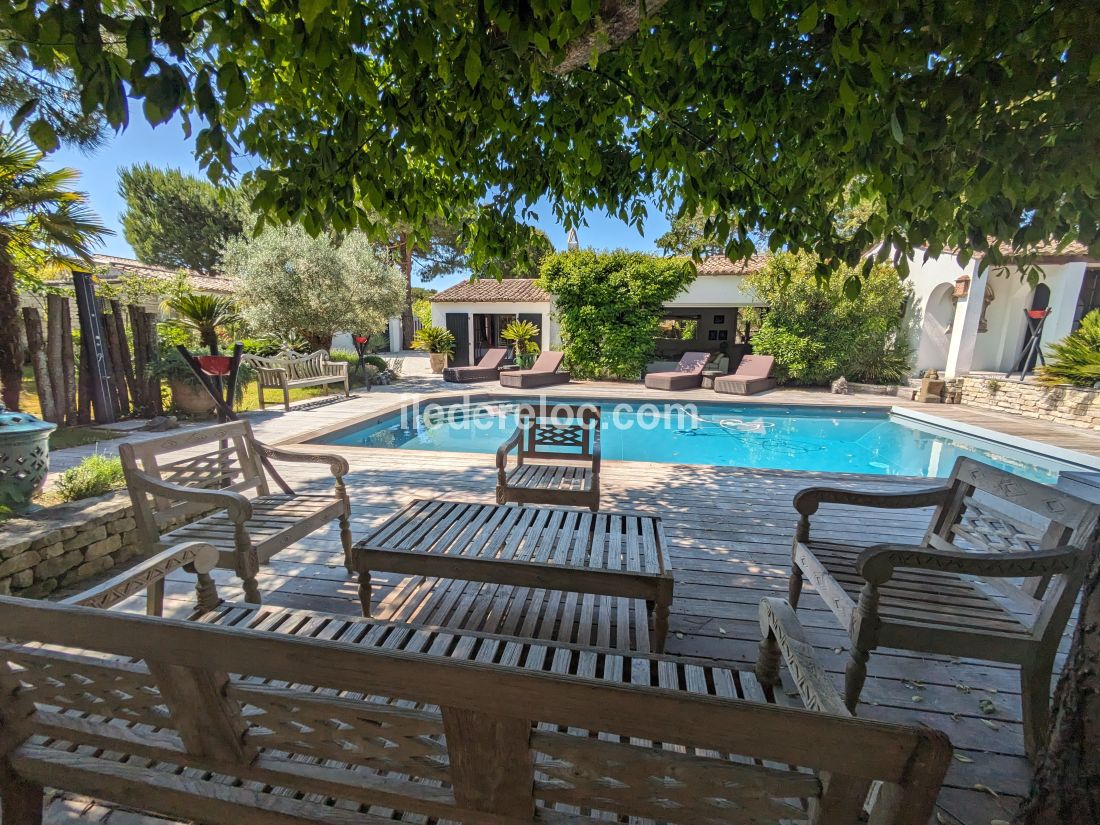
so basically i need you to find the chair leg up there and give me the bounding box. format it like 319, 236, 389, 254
1021, 651, 1056, 761
1, 774, 44, 825
788, 564, 804, 609
844, 646, 871, 713
339, 509, 354, 575
242, 575, 262, 604
358, 570, 372, 617
257, 386, 266, 410
283, 384, 291, 411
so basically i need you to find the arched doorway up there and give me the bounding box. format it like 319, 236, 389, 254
917, 283, 956, 373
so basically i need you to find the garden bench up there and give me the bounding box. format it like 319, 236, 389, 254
118, 420, 353, 604
496, 402, 601, 510
0, 543, 951, 825
242, 350, 350, 411
788, 455, 1100, 759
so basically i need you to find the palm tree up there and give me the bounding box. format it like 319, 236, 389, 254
163, 293, 241, 354
0, 133, 108, 410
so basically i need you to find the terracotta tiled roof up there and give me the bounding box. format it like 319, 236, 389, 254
925, 240, 1098, 264
91, 254, 235, 294
691, 254, 770, 275
430, 278, 549, 303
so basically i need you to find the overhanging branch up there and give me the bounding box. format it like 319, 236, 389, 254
551, 0, 669, 74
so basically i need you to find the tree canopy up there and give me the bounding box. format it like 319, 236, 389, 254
223, 223, 405, 351
4, 1, 1098, 281
118, 164, 249, 274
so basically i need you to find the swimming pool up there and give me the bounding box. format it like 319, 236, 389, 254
311, 397, 1088, 481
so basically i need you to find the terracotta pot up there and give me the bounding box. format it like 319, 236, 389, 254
429, 353, 449, 374
168, 378, 216, 416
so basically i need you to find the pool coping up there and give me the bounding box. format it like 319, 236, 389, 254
280, 390, 1100, 477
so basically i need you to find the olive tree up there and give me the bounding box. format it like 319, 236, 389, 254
223, 224, 404, 352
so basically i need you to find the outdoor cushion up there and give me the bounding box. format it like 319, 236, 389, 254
644, 351, 711, 390
714, 354, 777, 395
443, 347, 508, 383
499, 350, 570, 388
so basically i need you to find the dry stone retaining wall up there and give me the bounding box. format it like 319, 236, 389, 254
0, 492, 145, 598
960, 374, 1100, 431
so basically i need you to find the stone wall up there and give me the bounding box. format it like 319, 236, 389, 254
960, 374, 1100, 431
0, 492, 145, 599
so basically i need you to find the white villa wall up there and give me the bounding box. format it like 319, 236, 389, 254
904, 252, 1086, 376
666, 274, 765, 307
430, 300, 559, 365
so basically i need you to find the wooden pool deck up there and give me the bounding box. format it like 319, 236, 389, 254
42, 377, 1100, 824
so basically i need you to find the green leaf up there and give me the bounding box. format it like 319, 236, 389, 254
464, 49, 482, 86
28, 119, 59, 153
1090, 53, 1100, 83
842, 275, 861, 299
571, 0, 592, 22
10, 97, 38, 132
299, 0, 326, 32
889, 110, 904, 144
797, 3, 819, 34
838, 76, 857, 111
126, 17, 151, 61
749, 0, 764, 21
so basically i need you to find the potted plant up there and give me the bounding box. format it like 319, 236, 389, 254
500, 319, 541, 369
148, 347, 254, 416
412, 325, 456, 373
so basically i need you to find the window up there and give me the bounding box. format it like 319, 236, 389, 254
656, 316, 699, 340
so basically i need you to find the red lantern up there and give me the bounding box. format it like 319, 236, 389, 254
354, 336, 368, 344
1026, 309, 1051, 320
196, 355, 233, 376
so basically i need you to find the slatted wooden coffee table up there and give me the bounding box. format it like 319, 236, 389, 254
353, 499, 674, 651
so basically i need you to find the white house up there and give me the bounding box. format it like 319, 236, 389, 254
429, 258, 770, 367
903, 243, 1099, 377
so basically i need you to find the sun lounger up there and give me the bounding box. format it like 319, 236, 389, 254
442, 347, 508, 383
644, 351, 711, 390
714, 353, 777, 395
499, 350, 569, 388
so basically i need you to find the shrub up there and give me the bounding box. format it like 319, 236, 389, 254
55, 454, 126, 502
412, 325, 456, 355
745, 252, 912, 385
1038, 310, 1100, 387
223, 224, 405, 351
240, 337, 281, 356
363, 354, 389, 372
412, 297, 433, 328
540, 250, 696, 380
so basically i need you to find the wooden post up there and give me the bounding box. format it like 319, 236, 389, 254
110, 299, 138, 410
101, 305, 130, 416
60, 299, 77, 425
441, 708, 534, 818
144, 311, 162, 414
77, 338, 91, 424
45, 295, 66, 422
128, 304, 147, 413
20, 306, 56, 423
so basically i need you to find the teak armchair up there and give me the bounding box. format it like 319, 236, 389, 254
496, 403, 601, 510
788, 456, 1098, 759
119, 421, 353, 604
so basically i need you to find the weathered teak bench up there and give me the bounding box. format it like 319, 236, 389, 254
0, 546, 951, 825
119, 420, 353, 603
789, 455, 1099, 760
496, 403, 601, 511
242, 350, 350, 411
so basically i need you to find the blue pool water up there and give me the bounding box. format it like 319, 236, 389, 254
315, 399, 1076, 481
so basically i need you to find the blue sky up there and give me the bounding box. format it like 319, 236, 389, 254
43, 108, 671, 290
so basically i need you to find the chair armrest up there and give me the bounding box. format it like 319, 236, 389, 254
755, 597, 849, 716
496, 428, 523, 475
793, 485, 952, 516
61, 542, 219, 611
127, 469, 253, 522
857, 543, 1091, 585
255, 440, 349, 479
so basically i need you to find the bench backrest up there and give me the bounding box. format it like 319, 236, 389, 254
0, 597, 949, 825
119, 421, 269, 545
517, 402, 600, 460
243, 350, 329, 380
930, 456, 1100, 638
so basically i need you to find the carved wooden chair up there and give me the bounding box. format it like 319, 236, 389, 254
119, 421, 352, 604
788, 456, 1098, 759
496, 403, 601, 510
